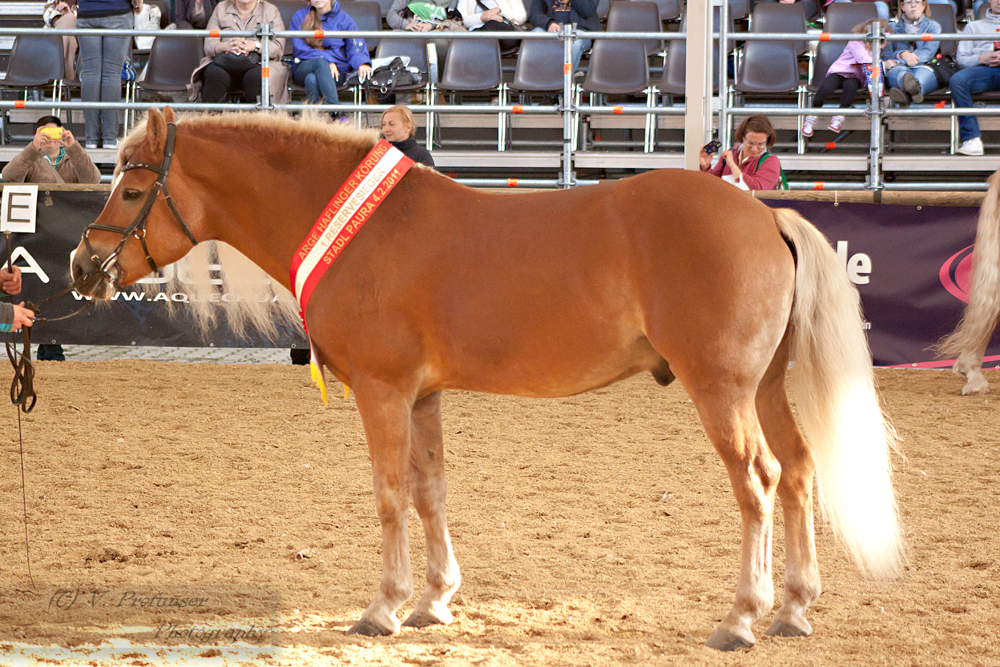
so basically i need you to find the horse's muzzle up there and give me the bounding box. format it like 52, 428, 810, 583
71, 249, 119, 300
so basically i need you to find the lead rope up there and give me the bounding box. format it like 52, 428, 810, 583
5, 232, 34, 588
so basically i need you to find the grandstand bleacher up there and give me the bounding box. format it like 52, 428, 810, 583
0, 0, 998, 188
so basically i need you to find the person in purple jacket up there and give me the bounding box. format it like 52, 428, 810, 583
802, 19, 892, 136
290, 0, 372, 111
0, 266, 34, 334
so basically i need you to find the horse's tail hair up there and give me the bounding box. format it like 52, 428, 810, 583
934, 169, 1000, 369
773, 207, 904, 582
159, 241, 303, 341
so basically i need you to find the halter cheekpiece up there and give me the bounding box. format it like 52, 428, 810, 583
81, 122, 198, 286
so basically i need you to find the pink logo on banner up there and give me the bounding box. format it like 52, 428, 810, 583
940, 245, 975, 304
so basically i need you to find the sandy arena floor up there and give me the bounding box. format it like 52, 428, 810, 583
0, 362, 997, 666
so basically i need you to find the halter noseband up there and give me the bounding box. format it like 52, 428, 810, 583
82, 123, 197, 286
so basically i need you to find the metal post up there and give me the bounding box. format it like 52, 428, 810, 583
868, 21, 882, 191
683, 0, 712, 170
719, 0, 729, 147
259, 23, 272, 111
561, 23, 575, 188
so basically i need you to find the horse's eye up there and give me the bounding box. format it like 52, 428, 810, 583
123, 189, 142, 200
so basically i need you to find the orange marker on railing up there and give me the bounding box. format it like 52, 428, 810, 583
314, 30, 325, 39
507, 178, 518, 187
512, 105, 524, 114
14, 100, 25, 109
262, 67, 270, 77
935, 100, 946, 108
813, 182, 825, 190
613, 106, 624, 114
210, 29, 220, 37
825, 142, 836, 150
819, 33, 830, 41
564, 63, 571, 75
920, 33, 933, 40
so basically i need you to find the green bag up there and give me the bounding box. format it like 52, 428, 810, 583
756, 152, 787, 191
407, 2, 447, 21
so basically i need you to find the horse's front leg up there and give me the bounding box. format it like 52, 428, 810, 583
402, 391, 461, 628
347, 379, 416, 636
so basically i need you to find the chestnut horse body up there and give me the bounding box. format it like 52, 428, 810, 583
72, 109, 902, 650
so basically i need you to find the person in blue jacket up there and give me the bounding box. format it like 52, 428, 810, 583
0, 267, 34, 334
290, 0, 373, 110
883, 0, 942, 107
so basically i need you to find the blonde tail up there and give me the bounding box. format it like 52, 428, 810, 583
774, 208, 903, 581
936, 169, 1000, 380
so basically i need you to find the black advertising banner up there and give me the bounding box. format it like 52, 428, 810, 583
6, 190, 307, 349
4, 190, 997, 365
769, 200, 998, 367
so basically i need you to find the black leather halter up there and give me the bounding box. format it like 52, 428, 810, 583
82, 123, 197, 284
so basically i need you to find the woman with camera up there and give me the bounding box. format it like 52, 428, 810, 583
193, 0, 289, 104
698, 115, 783, 191
289, 0, 372, 109
1, 116, 101, 185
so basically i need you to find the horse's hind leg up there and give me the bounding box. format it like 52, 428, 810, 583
686, 382, 781, 651
756, 337, 822, 638
347, 379, 416, 636
402, 391, 461, 628
955, 349, 991, 395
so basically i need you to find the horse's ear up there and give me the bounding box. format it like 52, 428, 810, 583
163, 106, 176, 125
146, 108, 168, 161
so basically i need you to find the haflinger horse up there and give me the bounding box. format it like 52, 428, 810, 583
938, 169, 1000, 395
71, 108, 903, 651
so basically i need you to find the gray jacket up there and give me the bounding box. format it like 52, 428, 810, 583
957, 10, 1000, 69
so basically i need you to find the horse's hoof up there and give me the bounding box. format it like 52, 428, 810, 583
402, 611, 445, 628
346, 619, 394, 637
705, 629, 754, 652
962, 382, 990, 396
764, 620, 811, 638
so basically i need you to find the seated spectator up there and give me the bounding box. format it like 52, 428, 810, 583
386, 0, 462, 81
44, 0, 78, 80
949, 0, 1000, 156
381, 104, 435, 166
527, 0, 599, 72
0, 266, 33, 335
174, 0, 219, 29
802, 19, 891, 136
290, 0, 372, 112
884, 0, 940, 107
190, 0, 290, 104
1, 116, 98, 360
387, 0, 460, 31
699, 115, 783, 191
458, 0, 527, 52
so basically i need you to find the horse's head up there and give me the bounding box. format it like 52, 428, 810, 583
71, 107, 201, 299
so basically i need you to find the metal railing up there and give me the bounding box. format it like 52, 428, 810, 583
0, 21, 996, 191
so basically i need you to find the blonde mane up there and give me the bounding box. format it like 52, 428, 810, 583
121, 111, 382, 341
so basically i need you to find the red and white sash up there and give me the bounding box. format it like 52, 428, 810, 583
289, 140, 415, 403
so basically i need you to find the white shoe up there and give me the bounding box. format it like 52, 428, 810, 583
801, 115, 817, 137
956, 137, 984, 156
85, 141, 98, 149
104, 139, 119, 149
828, 115, 845, 132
